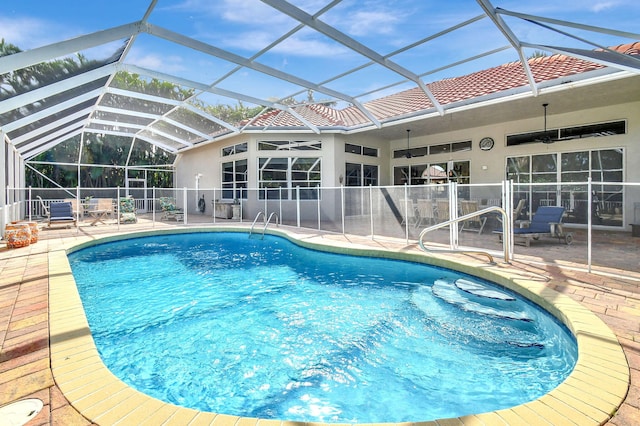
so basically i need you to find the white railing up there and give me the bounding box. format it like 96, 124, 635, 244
3, 181, 640, 272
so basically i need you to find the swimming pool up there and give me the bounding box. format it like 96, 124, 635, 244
68, 231, 577, 423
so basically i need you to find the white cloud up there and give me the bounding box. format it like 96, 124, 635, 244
345, 10, 401, 37
167, 0, 289, 25
274, 34, 349, 57
220, 28, 347, 58
220, 0, 288, 25
0, 16, 71, 49
590, 1, 617, 12
128, 52, 186, 75
219, 30, 279, 52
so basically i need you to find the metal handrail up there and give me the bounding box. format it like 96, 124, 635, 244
261, 212, 279, 239
249, 211, 280, 239
249, 211, 265, 237
418, 206, 511, 264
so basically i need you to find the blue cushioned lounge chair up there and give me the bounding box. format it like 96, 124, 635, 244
47, 202, 76, 228
495, 205, 573, 246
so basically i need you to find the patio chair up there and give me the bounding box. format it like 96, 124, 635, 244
459, 200, 487, 234
512, 198, 526, 223
415, 199, 436, 227
399, 198, 418, 226
36, 196, 49, 219
47, 202, 76, 228
495, 205, 573, 246
63, 198, 82, 221
159, 197, 184, 221
119, 196, 137, 224
495, 198, 527, 228
435, 199, 450, 225
87, 198, 114, 226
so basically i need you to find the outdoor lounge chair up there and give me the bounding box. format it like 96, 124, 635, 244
47, 202, 76, 228
495, 205, 573, 246
119, 196, 137, 224
159, 197, 184, 221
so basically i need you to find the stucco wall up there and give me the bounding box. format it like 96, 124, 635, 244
177, 99, 638, 189
388, 100, 639, 184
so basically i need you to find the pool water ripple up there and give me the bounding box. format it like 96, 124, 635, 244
69, 232, 577, 423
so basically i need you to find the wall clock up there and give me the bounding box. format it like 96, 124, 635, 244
479, 137, 494, 151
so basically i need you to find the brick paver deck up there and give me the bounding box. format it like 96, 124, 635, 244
1, 220, 639, 425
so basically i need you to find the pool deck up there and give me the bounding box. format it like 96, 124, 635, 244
1, 218, 639, 425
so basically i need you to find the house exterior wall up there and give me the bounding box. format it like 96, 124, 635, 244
175, 99, 639, 228
388, 100, 639, 184
177, 99, 639, 188
176, 133, 393, 190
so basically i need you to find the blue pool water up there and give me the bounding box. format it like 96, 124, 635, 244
68, 232, 577, 423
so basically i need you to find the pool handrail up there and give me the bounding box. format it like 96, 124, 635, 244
249, 211, 265, 238
249, 211, 279, 239
418, 205, 510, 264
261, 212, 279, 238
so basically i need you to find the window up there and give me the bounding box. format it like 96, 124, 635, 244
258, 157, 321, 199
345, 143, 378, 157
221, 142, 247, 157
221, 159, 247, 199
362, 146, 378, 157
561, 121, 626, 140
451, 141, 472, 152
506, 120, 626, 146
393, 161, 469, 185
507, 148, 623, 226
393, 147, 427, 159
394, 164, 427, 185
345, 163, 378, 186
429, 143, 449, 155
345, 143, 361, 155
393, 140, 471, 158
258, 140, 321, 151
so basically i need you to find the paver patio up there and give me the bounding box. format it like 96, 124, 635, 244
1, 219, 639, 425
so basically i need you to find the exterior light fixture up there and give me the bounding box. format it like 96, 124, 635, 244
405, 129, 412, 158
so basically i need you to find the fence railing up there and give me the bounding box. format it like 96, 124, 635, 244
3, 180, 640, 272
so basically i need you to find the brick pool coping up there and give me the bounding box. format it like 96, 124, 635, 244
48, 227, 629, 425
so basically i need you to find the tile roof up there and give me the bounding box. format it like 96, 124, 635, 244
246, 42, 639, 130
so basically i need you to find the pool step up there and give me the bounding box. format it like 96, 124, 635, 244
431, 279, 531, 322
410, 284, 543, 351
454, 278, 515, 301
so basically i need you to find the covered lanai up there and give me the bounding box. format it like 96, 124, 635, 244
2, 2, 640, 425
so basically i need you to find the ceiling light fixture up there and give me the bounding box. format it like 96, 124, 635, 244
405, 129, 412, 158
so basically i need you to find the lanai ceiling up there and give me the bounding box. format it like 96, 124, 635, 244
1, 0, 639, 165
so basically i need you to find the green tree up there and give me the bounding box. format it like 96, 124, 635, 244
205, 101, 264, 126
528, 50, 548, 59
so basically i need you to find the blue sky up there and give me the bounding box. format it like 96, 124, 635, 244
2, 0, 638, 106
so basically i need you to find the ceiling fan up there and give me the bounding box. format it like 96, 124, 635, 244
537, 103, 557, 144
